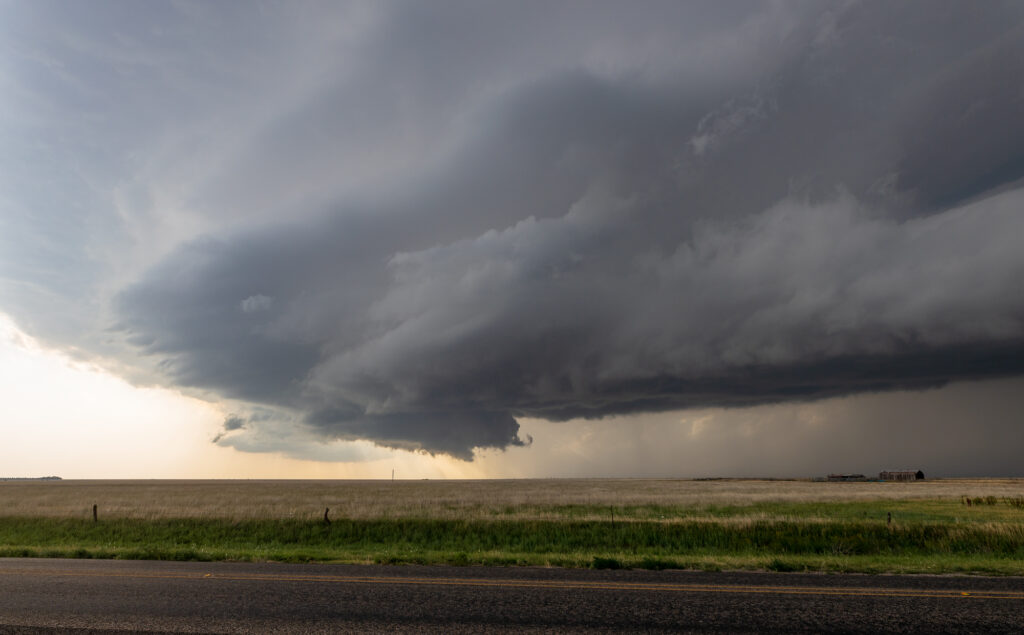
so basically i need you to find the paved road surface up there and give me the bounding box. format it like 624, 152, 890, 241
1, 558, 1022, 633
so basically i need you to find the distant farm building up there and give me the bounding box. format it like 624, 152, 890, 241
879, 470, 924, 481
827, 473, 866, 482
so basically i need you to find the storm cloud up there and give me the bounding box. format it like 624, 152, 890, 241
5, 2, 1024, 460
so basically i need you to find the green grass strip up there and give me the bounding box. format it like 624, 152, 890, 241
2, 516, 1023, 575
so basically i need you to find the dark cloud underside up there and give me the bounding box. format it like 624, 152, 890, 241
108, 1, 1024, 458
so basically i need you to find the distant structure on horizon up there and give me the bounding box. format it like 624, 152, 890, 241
879, 470, 925, 481
0, 476, 62, 481
827, 473, 867, 482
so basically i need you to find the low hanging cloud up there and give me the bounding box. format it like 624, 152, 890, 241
104, 1, 1024, 459
303, 191, 1024, 425
490, 377, 1024, 479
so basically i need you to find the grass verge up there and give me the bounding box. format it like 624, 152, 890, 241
1, 515, 1022, 575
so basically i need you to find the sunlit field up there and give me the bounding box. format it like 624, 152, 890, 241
2, 479, 1022, 574
3, 478, 1023, 520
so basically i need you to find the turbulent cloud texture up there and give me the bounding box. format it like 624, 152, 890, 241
4, 1, 1024, 459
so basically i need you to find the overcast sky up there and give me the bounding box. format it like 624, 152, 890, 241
2, 1, 1023, 478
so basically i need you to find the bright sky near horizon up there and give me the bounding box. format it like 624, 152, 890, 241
0, 312, 486, 478
2, 1, 1023, 478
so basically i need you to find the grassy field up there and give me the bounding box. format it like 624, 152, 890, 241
1, 479, 1022, 574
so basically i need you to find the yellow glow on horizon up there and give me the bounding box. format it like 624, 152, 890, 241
0, 313, 482, 479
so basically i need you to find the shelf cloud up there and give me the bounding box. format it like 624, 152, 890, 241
4, 1, 1024, 460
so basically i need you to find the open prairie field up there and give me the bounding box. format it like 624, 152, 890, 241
3, 478, 1024, 520
1, 479, 1022, 574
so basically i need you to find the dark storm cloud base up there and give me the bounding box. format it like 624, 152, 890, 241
89, 1, 1024, 456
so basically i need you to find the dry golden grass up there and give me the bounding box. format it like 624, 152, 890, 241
1, 478, 1022, 521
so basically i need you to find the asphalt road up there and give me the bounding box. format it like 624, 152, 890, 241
0, 558, 1022, 633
